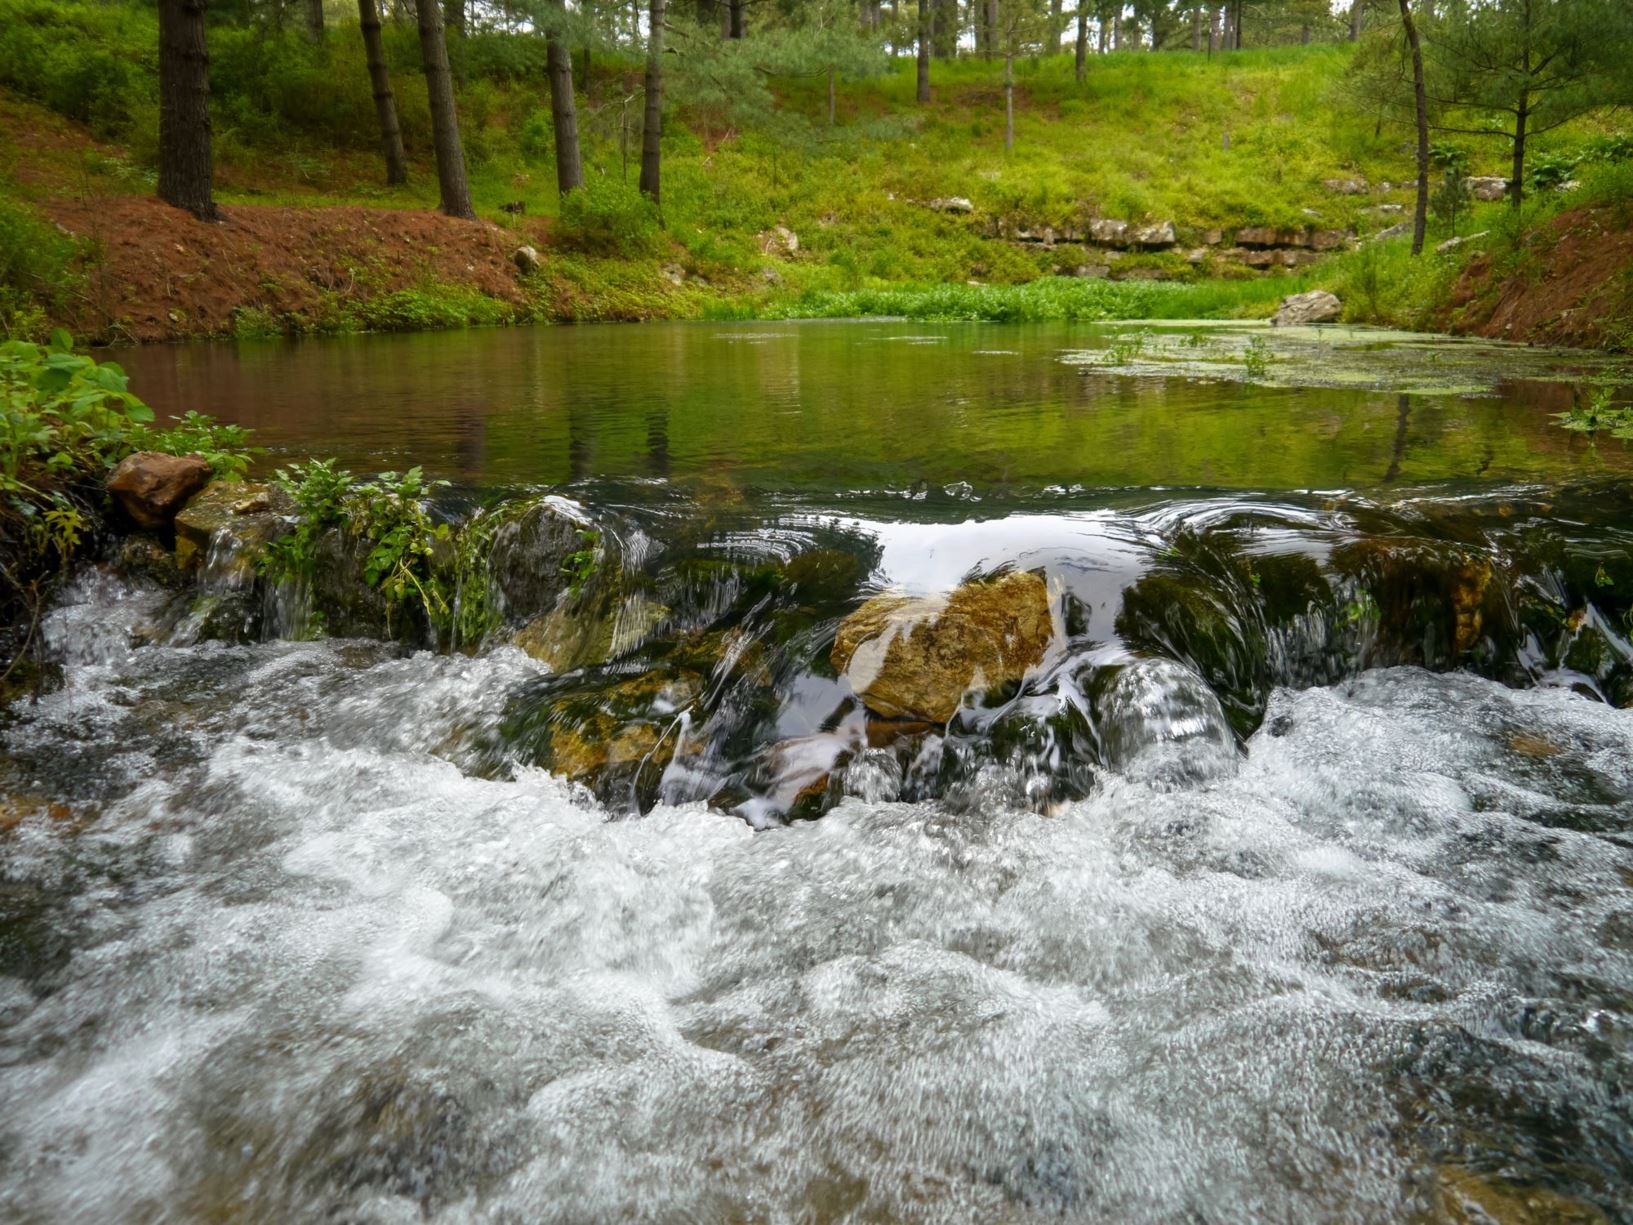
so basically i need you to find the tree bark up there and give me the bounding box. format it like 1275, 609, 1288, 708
305, 0, 325, 37
1075, 1, 1088, 79
639, 0, 665, 206
916, 0, 930, 102
1191, 7, 1201, 51
1397, 0, 1429, 254
1510, 92, 1529, 208
414, 0, 474, 218
158, 0, 217, 221
728, 0, 743, 37
1349, 0, 1363, 41
547, 4, 582, 195
358, 0, 408, 186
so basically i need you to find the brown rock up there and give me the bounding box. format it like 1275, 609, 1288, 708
831, 570, 1054, 722
106, 452, 212, 529
1235, 226, 1280, 249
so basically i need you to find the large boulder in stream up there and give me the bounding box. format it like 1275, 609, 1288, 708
487, 497, 601, 622
831, 570, 1054, 723
173, 480, 291, 578
106, 452, 211, 528
1272, 290, 1342, 327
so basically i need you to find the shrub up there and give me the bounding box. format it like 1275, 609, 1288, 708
556, 176, 665, 259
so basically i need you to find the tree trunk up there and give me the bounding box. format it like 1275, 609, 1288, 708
1048, 0, 1062, 51
1112, 9, 1122, 49
639, 0, 665, 206
158, 0, 217, 221
932, 0, 957, 57
1349, 0, 1363, 40
1230, 0, 1242, 48
1191, 7, 1201, 51
828, 67, 836, 126
916, 0, 930, 102
414, 0, 473, 219
1397, 0, 1428, 254
305, 0, 324, 37
358, 0, 407, 186
1510, 92, 1529, 208
1003, 51, 1014, 152
728, 0, 743, 37
547, 4, 582, 195
443, 0, 463, 36
1075, 1, 1088, 78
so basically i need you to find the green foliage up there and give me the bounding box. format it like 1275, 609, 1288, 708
1101, 329, 1154, 366
0, 194, 85, 342
556, 177, 665, 259
332, 284, 514, 334
1429, 144, 1472, 235
561, 529, 599, 599
262, 458, 355, 583
354, 466, 452, 633
1242, 335, 1271, 381
1322, 238, 1459, 330
147, 410, 259, 481
1552, 382, 1633, 440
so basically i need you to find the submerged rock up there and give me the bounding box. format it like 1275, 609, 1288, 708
1273, 290, 1342, 326
106, 451, 211, 528
1097, 658, 1238, 790
831, 570, 1054, 723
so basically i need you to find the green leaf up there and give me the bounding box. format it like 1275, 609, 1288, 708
47, 329, 74, 354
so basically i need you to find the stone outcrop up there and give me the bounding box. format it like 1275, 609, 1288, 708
106, 452, 212, 528
1272, 290, 1343, 327
760, 225, 799, 257
831, 570, 1054, 723
927, 197, 975, 213
1466, 176, 1509, 202
1128, 221, 1177, 249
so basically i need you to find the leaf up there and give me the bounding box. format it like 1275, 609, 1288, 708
125, 403, 155, 423
48, 328, 74, 354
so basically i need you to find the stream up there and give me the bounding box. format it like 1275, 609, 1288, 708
2, 320, 1632, 1222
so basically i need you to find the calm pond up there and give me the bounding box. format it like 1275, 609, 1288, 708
3, 320, 1631, 1223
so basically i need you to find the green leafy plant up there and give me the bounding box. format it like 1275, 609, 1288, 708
354, 466, 451, 632
260, 458, 355, 584
1242, 335, 1272, 381
1553, 383, 1633, 439
147, 410, 259, 480
560, 529, 599, 599
1100, 328, 1153, 368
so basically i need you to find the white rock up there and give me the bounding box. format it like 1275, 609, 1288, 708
1272, 290, 1342, 327
513, 245, 541, 274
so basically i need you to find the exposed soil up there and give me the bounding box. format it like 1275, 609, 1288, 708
49, 195, 548, 343
1445, 207, 1633, 353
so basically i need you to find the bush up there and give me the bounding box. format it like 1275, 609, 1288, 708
556, 176, 665, 259
0, 194, 86, 341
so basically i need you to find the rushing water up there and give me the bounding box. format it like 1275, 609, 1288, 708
4, 322, 1633, 1222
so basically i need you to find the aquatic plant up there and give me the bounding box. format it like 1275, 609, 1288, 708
1242, 335, 1272, 381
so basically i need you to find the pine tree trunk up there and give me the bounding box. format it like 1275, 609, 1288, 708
414, 0, 474, 218
1350, 0, 1363, 40
158, 0, 217, 221
828, 67, 836, 126
358, 0, 407, 185
1003, 51, 1014, 152
547, 4, 582, 195
1397, 0, 1428, 255
1112, 9, 1121, 49
305, 0, 324, 37
639, 0, 665, 206
1510, 94, 1529, 208
1191, 7, 1201, 51
728, 0, 743, 37
1075, 1, 1088, 78
916, 0, 930, 101
1048, 0, 1062, 51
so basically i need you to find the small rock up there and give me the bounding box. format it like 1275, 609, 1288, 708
1301, 208, 1322, 220
759, 225, 799, 257
1087, 218, 1129, 247
513, 245, 541, 274
1371, 221, 1412, 242
1435, 230, 1489, 254
1366, 204, 1406, 216
1308, 229, 1352, 251
831, 570, 1054, 723
106, 452, 212, 529
1185, 248, 1208, 265
1272, 289, 1342, 327
1074, 265, 1111, 279
1235, 226, 1280, 249
1128, 220, 1177, 249
660, 263, 686, 286
1465, 175, 1509, 202
1201, 228, 1224, 246
174, 480, 291, 576
1322, 178, 1369, 195
927, 196, 975, 213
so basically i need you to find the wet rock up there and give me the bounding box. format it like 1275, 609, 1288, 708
1465, 175, 1510, 202
513, 245, 541, 274
831, 569, 1054, 723
487, 497, 600, 623
1273, 290, 1343, 327
1128, 221, 1177, 249
115, 534, 187, 589
783, 547, 864, 606
173, 480, 291, 577
106, 451, 211, 529
513, 591, 667, 672
1433, 1165, 1609, 1225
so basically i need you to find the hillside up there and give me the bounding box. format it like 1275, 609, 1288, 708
0, 2, 1627, 346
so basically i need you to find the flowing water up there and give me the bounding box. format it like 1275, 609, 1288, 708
3, 321, 1633, 1222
